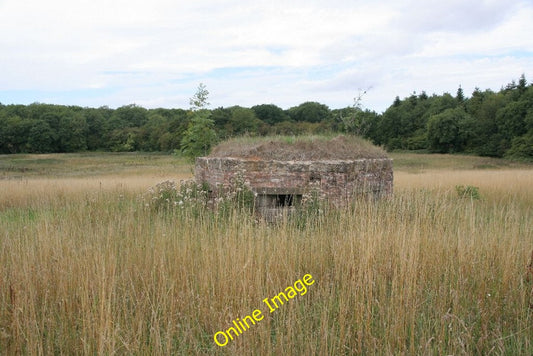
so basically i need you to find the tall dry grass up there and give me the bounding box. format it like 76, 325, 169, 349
1, 169, 532, 355
0, 175, 189, 211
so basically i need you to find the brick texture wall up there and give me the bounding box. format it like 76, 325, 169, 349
195, 157, 393, 206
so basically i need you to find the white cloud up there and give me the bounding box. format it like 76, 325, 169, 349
390, 0, 515, 33
0, 0, 532, 111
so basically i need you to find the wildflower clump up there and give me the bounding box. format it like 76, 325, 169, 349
146, 176, 255, 216
215, 171, 255, 216
146, 179, 209, 212
292, 182, 328, 228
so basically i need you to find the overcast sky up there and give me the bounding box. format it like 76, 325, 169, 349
1, 0, 532, 112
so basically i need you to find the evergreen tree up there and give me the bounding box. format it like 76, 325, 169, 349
518, 74, 527, 95
456, 85, 465, 103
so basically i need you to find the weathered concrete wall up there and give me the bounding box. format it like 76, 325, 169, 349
195, 157, 393, 206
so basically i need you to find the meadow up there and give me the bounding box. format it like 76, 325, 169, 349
1, 152, 532, 355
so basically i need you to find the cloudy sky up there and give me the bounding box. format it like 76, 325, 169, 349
1, 0, 532, 112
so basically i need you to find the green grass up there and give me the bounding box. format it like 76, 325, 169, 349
0, 152, 190, 179
389, 152, 530, 172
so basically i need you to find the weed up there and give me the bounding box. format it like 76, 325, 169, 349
455, 185, 481, 200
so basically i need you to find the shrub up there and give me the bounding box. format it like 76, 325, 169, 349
455, 185, 481, 200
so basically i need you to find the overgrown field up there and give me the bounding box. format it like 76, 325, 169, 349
1, 153, 532, 355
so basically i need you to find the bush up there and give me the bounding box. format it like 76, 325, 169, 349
455, 185, 481, 200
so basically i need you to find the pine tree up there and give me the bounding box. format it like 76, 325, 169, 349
518, 74, 527, 95
456, 85, 465, 103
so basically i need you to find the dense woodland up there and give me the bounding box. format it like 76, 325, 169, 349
1, 75, 532, 160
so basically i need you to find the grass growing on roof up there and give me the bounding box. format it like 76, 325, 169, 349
208, 134, 388, 160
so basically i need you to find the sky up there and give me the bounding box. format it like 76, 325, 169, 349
1, 0, 532, 113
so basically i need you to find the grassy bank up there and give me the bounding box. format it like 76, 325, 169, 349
1, 153, 532, 354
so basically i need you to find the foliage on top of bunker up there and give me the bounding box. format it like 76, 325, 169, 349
208, 135, 388, 161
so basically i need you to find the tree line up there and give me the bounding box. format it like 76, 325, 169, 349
366, 74, 533, 160
1, 75, 532, 160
